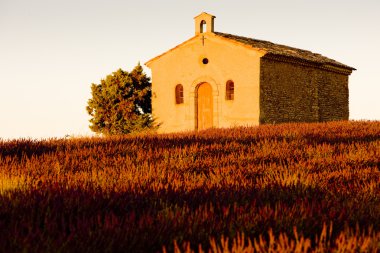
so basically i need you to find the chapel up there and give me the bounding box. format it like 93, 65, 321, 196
145, 12, 355, 133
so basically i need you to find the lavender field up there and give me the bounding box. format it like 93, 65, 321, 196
0, 121, 379, 252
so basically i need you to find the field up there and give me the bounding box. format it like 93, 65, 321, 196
0, 121, 379, 252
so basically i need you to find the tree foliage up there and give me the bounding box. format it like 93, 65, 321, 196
86, 64, 154, 135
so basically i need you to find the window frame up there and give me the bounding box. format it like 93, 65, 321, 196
225, 80, 234, 100
175, 84, 184, 104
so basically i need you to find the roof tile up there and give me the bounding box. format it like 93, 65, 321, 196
214, 32, 355, 71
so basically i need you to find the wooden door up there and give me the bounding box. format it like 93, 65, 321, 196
197, 82, 213, 130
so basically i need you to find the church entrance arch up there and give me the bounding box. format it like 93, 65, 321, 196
196, 82, 213, 130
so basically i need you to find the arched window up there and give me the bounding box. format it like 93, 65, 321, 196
175, 84, 184, 104
226, 80, 234, 100
200, 20, 206, 33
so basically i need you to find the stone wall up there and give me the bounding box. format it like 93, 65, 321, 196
259, 58, 349, 124
317, 71, 349, 121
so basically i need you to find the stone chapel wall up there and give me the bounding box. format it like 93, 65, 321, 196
259, 58, 349, 124
259, 58, 319, 124
317, 71, 349, 121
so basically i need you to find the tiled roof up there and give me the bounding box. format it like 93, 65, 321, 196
215, 32, 355, 71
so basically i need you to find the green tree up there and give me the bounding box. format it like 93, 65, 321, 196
86, 64, 154, 135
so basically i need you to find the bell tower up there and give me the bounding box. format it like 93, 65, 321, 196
194, 12, 215, 35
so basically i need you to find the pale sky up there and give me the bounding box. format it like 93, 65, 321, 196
1, 0, 379, 139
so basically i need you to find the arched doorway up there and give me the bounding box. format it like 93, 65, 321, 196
196, 82, 213, 130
